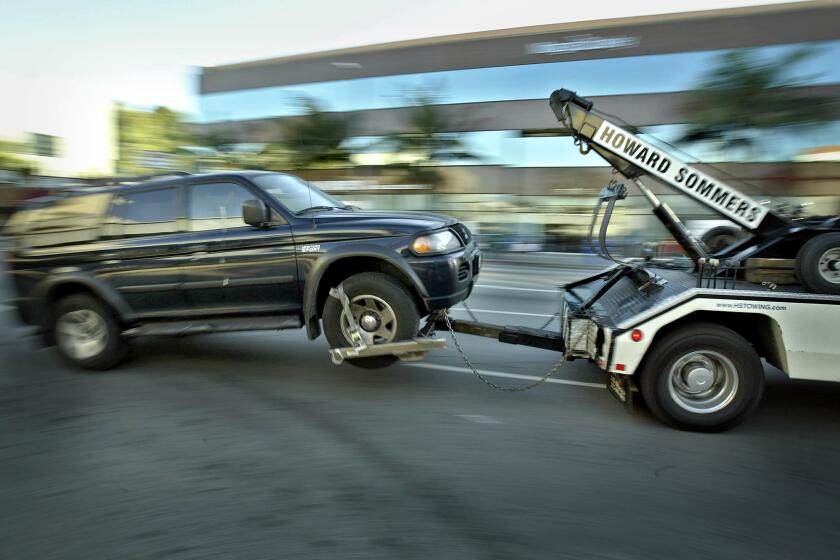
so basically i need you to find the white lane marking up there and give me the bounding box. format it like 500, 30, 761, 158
474, 284, 558, 293
404, 362, 606, 389
450, 307, 555, 319
456, 414, 503, 425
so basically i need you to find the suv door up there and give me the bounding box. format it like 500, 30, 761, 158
183, 180, 299, 315
97, 186, 192, 316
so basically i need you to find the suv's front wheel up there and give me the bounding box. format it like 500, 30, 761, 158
322, 272, 420, 369
52, 294, 128, 370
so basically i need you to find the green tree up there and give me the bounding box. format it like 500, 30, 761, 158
276, 99, 351, 169
680, 48, 835, 155
380, 93, 477, 165
116, 105, 193, 174
0, 139, 33, 175
192, 129, 237, 154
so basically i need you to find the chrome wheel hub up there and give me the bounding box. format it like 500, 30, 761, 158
359, 312, 381, 332
818, 248, 840, 284
684, 367, 714, 392
668, 351, 739, 414
340, 294, 397, 345
55, 309, 108, 361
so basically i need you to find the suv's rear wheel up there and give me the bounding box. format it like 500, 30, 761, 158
322, 272, 420, 369
52, 294, 128, 370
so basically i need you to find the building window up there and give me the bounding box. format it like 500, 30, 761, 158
31, 133, 58, 157
198, 40, 840, 123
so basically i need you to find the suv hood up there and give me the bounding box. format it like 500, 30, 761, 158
310, 209, 457, 235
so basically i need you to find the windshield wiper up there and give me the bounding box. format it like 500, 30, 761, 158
295, 205, 339, 215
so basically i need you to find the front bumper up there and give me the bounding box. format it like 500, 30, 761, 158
407, 242, 481, 311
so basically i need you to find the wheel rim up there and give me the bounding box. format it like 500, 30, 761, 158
339, 294, 398, 345
667, 350, 739, 414
56, 309, 108, 360
817, 247, 840, 284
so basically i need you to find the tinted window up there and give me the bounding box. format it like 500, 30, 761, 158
252, 173, 342, 214
7, 193, 112, 248
103, 188, 180, 238
189, 182, 255, 231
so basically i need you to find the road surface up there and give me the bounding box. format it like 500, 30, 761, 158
1, 261, 839, 559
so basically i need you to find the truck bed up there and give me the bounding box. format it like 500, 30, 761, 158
564, 264, 840, 332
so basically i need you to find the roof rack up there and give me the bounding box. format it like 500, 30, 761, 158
83, 171, 192, 188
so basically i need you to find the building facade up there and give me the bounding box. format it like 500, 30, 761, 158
0, 73, 117, 178
196, 1, 840, 251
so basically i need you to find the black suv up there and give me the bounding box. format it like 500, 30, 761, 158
5, 171, 480, 369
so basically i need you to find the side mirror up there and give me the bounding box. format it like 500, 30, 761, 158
243, 199, 270, 228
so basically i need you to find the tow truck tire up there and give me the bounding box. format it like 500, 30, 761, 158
795, 232, 840, 295
638, 323, 764, 432
701, 226, 740, 253
323, 272, 420, 369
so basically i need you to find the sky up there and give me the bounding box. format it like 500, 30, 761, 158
0, 0, 805, 114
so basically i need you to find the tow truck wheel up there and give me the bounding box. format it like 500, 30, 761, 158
795, 232, 840, 295
701, 226, 740, 253
638, 323, 764, 432
323, 272, 420, 369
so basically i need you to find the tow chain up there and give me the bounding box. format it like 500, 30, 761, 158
440, 308, 584, 392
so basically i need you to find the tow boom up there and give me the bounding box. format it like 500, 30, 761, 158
549, 89, 791, 235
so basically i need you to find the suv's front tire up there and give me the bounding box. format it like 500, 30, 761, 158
52, 294, 128, 371
322, 272, 420, 369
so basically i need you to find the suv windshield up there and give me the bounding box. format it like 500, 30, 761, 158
253, 173, 344, 214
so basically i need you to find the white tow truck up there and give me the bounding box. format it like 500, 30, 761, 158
329, 89, 840, 431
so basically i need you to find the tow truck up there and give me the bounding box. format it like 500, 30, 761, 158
329, 89, 840, 432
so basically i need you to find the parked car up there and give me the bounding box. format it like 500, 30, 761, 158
4, 171, 480, 370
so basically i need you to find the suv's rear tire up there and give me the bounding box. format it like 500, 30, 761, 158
52, 294, 128, 371
638, 323, 764, 432
795, 232, 840, 295
322, 272, 420, 369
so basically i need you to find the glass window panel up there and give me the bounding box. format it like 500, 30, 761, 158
189, 182, 255, 231
8, 193, 112, 248
199, 41, 840, 123
104, 188, 180, 238
252, 173, 343, 214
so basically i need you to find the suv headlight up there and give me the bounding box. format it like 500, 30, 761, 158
412, 230, 462, 255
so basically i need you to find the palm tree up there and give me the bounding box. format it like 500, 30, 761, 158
680, 48, 835, 156
276, 99, 352, 170
380, 93, 478, 164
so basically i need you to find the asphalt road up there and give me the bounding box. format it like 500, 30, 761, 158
2, 261, 839, 560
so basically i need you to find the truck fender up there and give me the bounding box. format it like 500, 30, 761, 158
302, 245, 429, 340
31, 272, 133, 328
